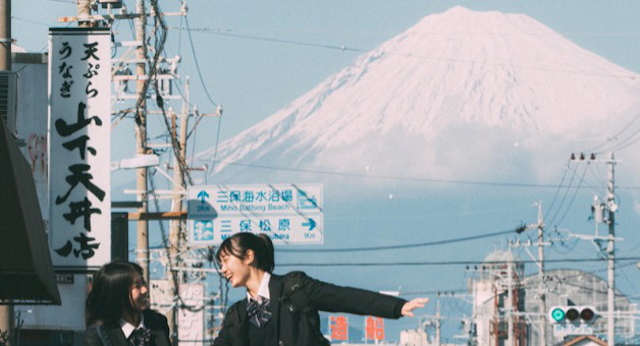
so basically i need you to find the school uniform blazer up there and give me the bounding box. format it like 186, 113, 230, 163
81, 309, 171, 346
213, 271, 407, 346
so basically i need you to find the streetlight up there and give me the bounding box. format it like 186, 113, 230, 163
111, 154, 160, 171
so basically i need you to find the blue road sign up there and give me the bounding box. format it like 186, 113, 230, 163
303, 218, 317, 231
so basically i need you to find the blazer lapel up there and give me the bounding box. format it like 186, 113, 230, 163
106, 325, 128, 346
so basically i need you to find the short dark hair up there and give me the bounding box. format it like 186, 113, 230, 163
86, 261, 145, 327
216, 233, 275, 273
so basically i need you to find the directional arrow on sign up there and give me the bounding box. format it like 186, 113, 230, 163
198, 190, 209, 204
302, 218, 316, 231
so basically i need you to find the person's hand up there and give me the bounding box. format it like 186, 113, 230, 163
401, 298, 429, 317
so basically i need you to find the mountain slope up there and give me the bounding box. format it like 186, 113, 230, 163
196, 6, 640, 185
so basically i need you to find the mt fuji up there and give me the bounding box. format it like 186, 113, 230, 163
196, 6, 640, 188
193, 7, 640, 341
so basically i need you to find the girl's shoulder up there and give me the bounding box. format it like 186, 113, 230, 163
143, 309, 169, 328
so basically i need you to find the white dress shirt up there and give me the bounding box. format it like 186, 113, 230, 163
120, 313, 146, 339
247, 272, 271, 303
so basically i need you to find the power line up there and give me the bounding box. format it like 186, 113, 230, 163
276, 256, 640, 267
544, 161, 577, 226
586, 113, 640, 154
183, 16, 225, 174
184, 17, 218, 108
170, 26, 366, 53
176, 26, 639, 80
277, 228, 518, 253
554, 162, 590, 227
11, 15, 50, 27
209, 160, 640, 190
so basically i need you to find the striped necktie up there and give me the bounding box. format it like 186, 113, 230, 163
247, 298, 272, 328
128, 327, 151, 346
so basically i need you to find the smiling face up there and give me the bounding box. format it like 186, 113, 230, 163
129, 272, 150, 312
219, 248, 254, 288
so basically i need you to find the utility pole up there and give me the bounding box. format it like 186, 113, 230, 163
135, 0, 150, 283
566, 152, 621, 346
536, 203, 546, 346
606, 152, 616, 346
0, 0, 13, 343
506, 253, 514, 346
76, 0, 91, 28
168, 77, 189, 343
435, 300, 441, 346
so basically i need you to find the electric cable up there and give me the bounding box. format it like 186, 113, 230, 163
586, 112, 640, 153
175, 26, 639, 80
545, 162, 580, 228
278, 228, 517, 253
543, 160, 571, 220
554, 162, 590, 227
182, 15, 225, 175
276, 256, 640, 267
211, 160, 605, 189
184, 17, 218, 109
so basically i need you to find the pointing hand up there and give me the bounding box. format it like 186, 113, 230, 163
401, 297, 430, 317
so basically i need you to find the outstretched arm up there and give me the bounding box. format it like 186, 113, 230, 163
401, 298, 430, 317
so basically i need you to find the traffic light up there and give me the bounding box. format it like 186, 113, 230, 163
549, 306, 597, 324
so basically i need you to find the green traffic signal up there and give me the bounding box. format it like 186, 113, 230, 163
551, 308, 565, 322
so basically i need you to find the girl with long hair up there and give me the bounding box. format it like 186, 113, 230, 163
82, 261, 171, 346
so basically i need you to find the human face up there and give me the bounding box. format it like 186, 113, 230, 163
219, 249, 252, 288
129, 273, 150, 312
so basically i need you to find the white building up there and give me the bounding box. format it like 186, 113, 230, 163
469, 251, 637, 346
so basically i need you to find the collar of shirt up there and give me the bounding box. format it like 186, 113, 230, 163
120, 313, 146, 339
246, 272, 271, 303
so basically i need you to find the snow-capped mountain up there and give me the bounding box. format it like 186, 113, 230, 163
196, 6, 640, 186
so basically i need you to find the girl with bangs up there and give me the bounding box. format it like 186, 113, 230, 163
82, 261, 171, 346
214, 232, 429, 346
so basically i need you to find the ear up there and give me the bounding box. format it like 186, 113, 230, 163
244, 249, 255, 265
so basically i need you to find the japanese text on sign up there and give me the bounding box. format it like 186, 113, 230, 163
49, 28, 111, 269
365, 316, 385, 341
187, 184, 324, 245
329, 315, 348, 341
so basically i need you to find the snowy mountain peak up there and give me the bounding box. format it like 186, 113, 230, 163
197, 7, 640, 184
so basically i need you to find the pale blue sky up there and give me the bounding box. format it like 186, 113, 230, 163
13, 1, 640, 148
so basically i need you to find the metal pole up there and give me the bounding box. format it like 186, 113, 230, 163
606, 152, 616, 346
537, 203, 546, 346
436, 300, 441, 346
507, 252, 514, 346
135, 0, 149, 282
0, 0, 14, 343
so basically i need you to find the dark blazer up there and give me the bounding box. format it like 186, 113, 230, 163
213, 271, 407, 346
82, 309, 171, 346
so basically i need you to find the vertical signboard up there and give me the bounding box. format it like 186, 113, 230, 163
179, 283, 205, 345
48, 28, 111, 270
365, 316, 385, 342
328, 314, 349, 342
